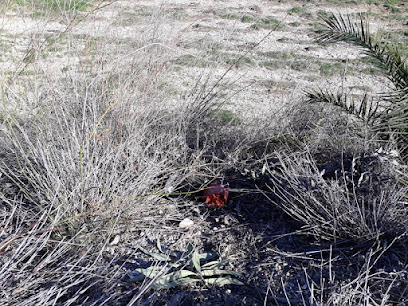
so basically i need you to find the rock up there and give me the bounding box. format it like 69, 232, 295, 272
179, 218, 194, 229
109, 234, 120, 246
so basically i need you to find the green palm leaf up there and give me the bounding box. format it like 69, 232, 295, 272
316, 12, 408, 93
305, 88, 380, 123
309, 12, 408, 161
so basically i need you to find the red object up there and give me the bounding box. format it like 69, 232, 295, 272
202, 182, 229, 208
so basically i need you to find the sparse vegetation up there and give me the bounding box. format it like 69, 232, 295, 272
288, 6, 307, 15
130, 239, 244, 289
14, 0, 90, 11
210, 109, 241, 125
1, 1, 408, 305
240, 15, 255, 23
221, 13, 238, 20
318, 61, 343, 76
251, 17, 284, 30
288, 5, 312, 18
288, 21, 301, 27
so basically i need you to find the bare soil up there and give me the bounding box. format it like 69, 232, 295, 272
1, 0, 407, 120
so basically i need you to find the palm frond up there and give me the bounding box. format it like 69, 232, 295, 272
316, 12, 408, 94
305, 88, 380, 123
312, 12, 408, 161
382, 44, 408, 91
376, 96, 408, 160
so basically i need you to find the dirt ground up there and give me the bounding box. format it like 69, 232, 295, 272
1, 0, 407, 120
1, 0, 407, 305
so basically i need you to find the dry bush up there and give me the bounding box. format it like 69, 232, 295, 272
266, 37, 408, 242
266, 141, 408, 242
262, 106, 408, 304
258, 45, 408, 305
295, 242, 408, 305
0, 48, 251, 302
0, 2, 254, 304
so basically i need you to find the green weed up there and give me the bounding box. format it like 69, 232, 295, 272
262, 61, 280, 69
290, 60, 308, 71
210, 109, 241, 125
41, 0, 89, 10
221, 13, 238, 20
15, 0, 90, 11
241, 15, 255, 23
384, 3, 401, 13
251, 18, 283, 30
168, 7, 186, 20
131, 240, 244, 289
318, 61, 343, 76
258, 51, 291, 60
224, 54, 254, 67
289, 6, 307, 15
317, 9, 330, 18
276, 37, 293, 43
288, 21, 301, 27
288, 6, 312, 18
172, 54, 206, 68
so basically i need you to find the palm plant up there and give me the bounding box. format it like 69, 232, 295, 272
306, 13, 408, 161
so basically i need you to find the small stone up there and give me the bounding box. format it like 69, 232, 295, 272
106, 246, 115, 255
109, 234, 120, 246
223, 216, 230, 226
179, 218, 194, 229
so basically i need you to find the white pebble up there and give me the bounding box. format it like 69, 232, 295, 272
179, 218, 194, 229
109, 234, 120, 246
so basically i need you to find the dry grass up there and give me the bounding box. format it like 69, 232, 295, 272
0, 2, 243, 304
1, 1, 408, 305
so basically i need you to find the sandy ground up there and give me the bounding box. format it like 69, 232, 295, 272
1, 0, 407, 121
